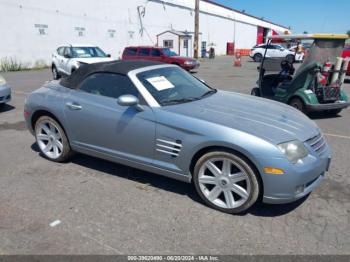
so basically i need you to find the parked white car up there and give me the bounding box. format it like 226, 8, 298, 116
250, 44, 297, 63
0, 74, 11, 106
51, 44, 115, 79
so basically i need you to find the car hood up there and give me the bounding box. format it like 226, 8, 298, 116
162, 91, 320, 144
76, 57, 115, 64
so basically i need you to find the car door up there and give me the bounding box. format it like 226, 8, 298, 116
63, 72, 156, 165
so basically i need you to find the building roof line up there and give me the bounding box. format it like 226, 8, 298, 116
202, 0, 289, 30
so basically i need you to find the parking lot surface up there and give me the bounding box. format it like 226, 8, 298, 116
0, 56, 349, 255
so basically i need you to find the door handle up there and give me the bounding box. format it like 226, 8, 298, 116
66, 102, 82, 110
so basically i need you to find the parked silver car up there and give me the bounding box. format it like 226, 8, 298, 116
0, 75, 11, 106
24, 61, 331, 213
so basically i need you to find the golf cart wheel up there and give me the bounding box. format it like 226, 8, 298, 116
251, 87, 260, 97
253, 53, 263, 62
289, 97, 305, 113
286, 54, 295, 63
193, 151, 260, 214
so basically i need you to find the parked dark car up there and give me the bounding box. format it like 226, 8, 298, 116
122, 46, 200, 71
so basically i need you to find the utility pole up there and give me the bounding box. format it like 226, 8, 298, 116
193, 0, 199, 59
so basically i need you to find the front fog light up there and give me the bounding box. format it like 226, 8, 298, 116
277, 140, 308, 164
295, 185, 305, 194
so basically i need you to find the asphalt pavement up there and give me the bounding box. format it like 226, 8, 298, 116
0, 56, 349, 255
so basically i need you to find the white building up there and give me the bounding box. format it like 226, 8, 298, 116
0, 0, 290, 67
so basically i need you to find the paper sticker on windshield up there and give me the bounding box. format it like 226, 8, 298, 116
75, 49, 86, 54
146, 76, 174, 91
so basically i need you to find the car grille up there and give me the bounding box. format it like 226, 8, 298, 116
305, 133, 327, 157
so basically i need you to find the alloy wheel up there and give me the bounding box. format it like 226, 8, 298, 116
36, 120, 64, 159
198, 157, 251, 209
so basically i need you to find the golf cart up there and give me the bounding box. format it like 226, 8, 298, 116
251, 34, 350, 115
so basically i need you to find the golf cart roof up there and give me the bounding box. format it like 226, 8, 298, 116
268, 34, 349, 40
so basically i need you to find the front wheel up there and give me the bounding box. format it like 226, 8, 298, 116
251, 87, 260, 97
253, 53, 263, 62
52, 65, 61, 80
34, 116, 73, 162
289, 97, 306, 113
193, 151, 260, 214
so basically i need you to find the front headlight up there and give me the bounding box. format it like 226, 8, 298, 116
277, 140, 308, 164
0, 75, 6, 85
184, 60, 194, 65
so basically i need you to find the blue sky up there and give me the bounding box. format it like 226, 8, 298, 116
212, 0, 350, 34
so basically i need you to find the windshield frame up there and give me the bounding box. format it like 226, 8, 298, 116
71, 46, 108, 58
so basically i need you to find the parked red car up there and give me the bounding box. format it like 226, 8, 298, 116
342, 45, 350, 75
122, 46, 200, 71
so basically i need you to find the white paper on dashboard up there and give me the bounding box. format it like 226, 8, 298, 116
146, 76, 175, 91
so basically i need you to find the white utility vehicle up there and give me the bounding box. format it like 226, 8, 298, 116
51, 44, 114, 79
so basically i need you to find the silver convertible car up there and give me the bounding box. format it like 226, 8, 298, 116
24, 61, 331, 214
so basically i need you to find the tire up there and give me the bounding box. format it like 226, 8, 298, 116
193, 151, 260, 214
34, 116, 73, 162
52, 65, 61, 80
289, 97, 305, 113
251, 87, 260, 97
253, 53, 263, 62
286, 54, 295, 63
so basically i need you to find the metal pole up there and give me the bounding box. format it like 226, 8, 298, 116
193, 0, 199, 59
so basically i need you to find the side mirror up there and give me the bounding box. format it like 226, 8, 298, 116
107, 54, 111, 57
64, 54, 71, 59
117, 95, 143, 111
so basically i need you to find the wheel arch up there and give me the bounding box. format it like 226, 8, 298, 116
189, 145, 264, 199
31, 109, 68, 140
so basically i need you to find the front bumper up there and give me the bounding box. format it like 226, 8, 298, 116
257, 143, 331, 204
0, 84, 11, 104
182, 62, 200, 71
306, 101, 350, 111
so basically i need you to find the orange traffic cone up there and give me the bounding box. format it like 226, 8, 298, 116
234, 52, 241, 67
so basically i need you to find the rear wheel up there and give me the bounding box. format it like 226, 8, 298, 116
289, 97, 305, 113
34, 116, 73, 162
253, 53, 263, 62
193, 151, 260, 214
251, 87, 260, 97
52, 65, 61, 80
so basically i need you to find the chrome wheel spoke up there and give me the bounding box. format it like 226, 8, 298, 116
222, 159, 231, 175
40, 123, 51, 135
229, 172, 246, 183
205, 161, 222, 177
223, 190, 235, 208
198, 175, 217, 185
207, 186, 222, 201
37, 134, 49, 140
56, 140, 63, 152
231, 184, 249, 200
43, 142, 53, 153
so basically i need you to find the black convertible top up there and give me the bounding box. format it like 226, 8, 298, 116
60, 60, 164, 89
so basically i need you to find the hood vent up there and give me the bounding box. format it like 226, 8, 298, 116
156, 138, 182, 158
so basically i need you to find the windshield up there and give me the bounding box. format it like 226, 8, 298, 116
137, 67, 216, 106
297, 39, 345, 73
72, 47, 108, 58
162, 48, 178, 57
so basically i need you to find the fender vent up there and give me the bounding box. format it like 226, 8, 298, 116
156, 138, 182, 158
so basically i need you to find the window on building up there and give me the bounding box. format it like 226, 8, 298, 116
75, 27, 86, 37
163, 40, 174, 48
151, 49, 162, 57
139, 48, 150, 56
108, 29, 116, 38
79, 73, 139, 99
